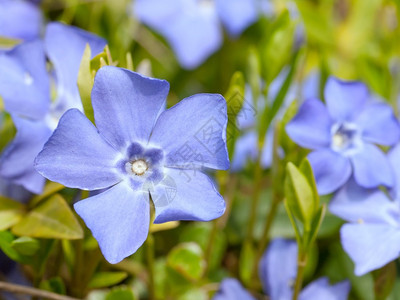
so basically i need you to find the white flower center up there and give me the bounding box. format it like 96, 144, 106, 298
330, 122, 362, 155
131, 159, 148, 176
24, 72, 33, 86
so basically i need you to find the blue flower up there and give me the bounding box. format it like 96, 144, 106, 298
0, 0, 42, 41
35, 66, 230, 263
0, 22, 106, 194
134, 0, 258, 69
286, 76, 400, 195
330, 142, 400, 275
213, 239, 350, 300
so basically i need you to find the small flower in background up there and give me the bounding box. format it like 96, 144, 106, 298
35, 66, 230, 263
213, 239, 350, 299
0, 22, 106, 194
330, 142, 400, 276
286, 77, 400, 195
134, 0, 259, 69
0, 0, 42, 42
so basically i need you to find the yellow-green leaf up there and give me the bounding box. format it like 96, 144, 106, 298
0, 196, 26, 230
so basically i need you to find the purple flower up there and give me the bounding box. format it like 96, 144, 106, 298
286, 77, 400, 195
134, 0, 258, 69
0, 0, 42, 41
259, 239, 351, 300
0, 22, 106, 194
35, 66, 229, 263
213, 239, 350, 300
330, 142, 400, 275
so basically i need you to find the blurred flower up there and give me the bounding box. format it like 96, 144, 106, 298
286, 76, 400, 195
213, 239, 350, 299
0, 22, 106, 194
330, 142, 400, 276
0, 0, 42, 41
134, 0, 259, 69
35, 66, 230, 263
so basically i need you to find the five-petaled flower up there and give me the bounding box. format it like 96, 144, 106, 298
286, 76, 400, 195
35, 66, 230, 263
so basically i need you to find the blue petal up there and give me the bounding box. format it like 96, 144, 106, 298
308, 149, 352, 195
351, 143, 394, 188
152, 168, 225, 223
299, 278, 350, 300
212, 278, 255, 300
259, 239, 297, 300
329, 178, 394, 223
150, 93, 230, 170
92, 66, 169, 150
215, 0, 258, 37
45, 22, 107, 113
161, 2, 222, 69
341, 223, 400, 275
0, 0, 42, 40
35, 109, 121, 190
0, 178, 31, 203
388, 143, 400, 198
231, 131, 257, 172
0, 40, 50, 119
301, 70, 320, 100
324, 77, 368, 122
354, 102, 400, 146
0, 117, 51, 194
74, 182, 150, 264
286, 98, 332, 150
260, 128, 275, 169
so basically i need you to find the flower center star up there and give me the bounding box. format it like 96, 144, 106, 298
131, 159, 149, 176
330, 122, 362, 155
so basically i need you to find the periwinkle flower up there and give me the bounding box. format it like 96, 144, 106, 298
330, 142, 400, 276
213, 239, 350, 299
35, 66, 229, 263
0, 22, 106, 193
0, 0, 42, 41
286, 77, 400, 195
134, 0, 258, 69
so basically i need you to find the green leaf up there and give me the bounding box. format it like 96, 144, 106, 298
283, 199, 301, 245
167, 243, 205, 282
0, 231, 31, 264
11, 236, 40, 256
177, 288, 208, 300
78, 44, 95, 123
0, 36, 20, 48
299, 158, 319, 211
0, 196, 26, 230
285, 162, 315, 226
373, 261, 397, 300
247, 46, 261, 104
39, 277, 66, 295
307, 205, 326, 249
105, 287, 135, 300
12, 194, 83, 239
30, 181, 64, 207
88, 272, 128, 289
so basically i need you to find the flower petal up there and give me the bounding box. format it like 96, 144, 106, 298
231, 131, 257, 172
0, 117, 52, 194
354, 102, 400, 146
150, 93, 229, 170
215, 0, 257, 37
329, 178, 394, 223
0, 40, 50, 119
300, 278, 350, 300
74, 182, 150, 264
351, 143, 394, 188
308, 149, 352, 195
259, 239, 297, 300
152, 168, 225, 223
162, 2, 222, 69
92, 66, 169, 150
45, 22, 107, 113
213, 278, 255, 300
286, 98, 332, 150
0, 0, 42, 40
388, 143, 400, 198
35, 109, 121, 190
324, 77, 368, 121
341, 223, 400, 276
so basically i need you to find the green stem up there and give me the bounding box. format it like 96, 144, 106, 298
146, 233, 155, 300
292, 253, 308, 300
